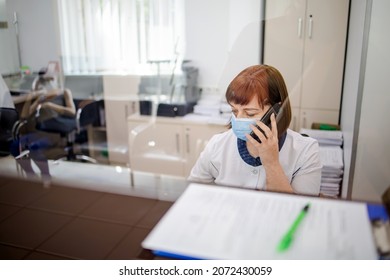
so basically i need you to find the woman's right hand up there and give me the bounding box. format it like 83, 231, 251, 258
43, 89, 61, 101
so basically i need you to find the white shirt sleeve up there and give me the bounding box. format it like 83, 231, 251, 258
187, 134, 219, 184
290, 139, 322, 196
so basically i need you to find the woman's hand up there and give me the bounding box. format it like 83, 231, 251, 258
246, 113, 279, 166
246, 114, 293, 193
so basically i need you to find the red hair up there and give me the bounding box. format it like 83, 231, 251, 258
225, 64, 292, 136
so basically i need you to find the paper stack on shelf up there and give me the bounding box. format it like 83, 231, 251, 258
299, 128, 343, 146
193, 103, 220, 116
299, 128, 344, 197
319, 146, 344, 197
193, 89, 222, 116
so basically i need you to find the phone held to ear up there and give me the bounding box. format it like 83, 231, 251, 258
250, 103, 281, 143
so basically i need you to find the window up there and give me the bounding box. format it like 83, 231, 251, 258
57, 0, 185, 74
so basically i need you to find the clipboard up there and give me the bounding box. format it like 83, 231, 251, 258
142, 183, 382, 260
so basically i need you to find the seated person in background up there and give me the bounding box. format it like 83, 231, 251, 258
26, 67, 76, 121
188, 64, 322, 196
11, 68, 76, 182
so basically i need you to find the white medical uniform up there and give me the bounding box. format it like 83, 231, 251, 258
188, 129, 322, 196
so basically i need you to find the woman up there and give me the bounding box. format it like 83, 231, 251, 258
188, 65, 322, 195
23, 68, 76, 121
11, 70, 76, 182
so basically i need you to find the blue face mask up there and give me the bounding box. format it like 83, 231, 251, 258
231, 114, 257, 141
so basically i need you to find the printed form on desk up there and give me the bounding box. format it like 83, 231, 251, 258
142, 183, 378, 260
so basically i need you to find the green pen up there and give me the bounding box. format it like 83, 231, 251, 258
277, 203, 310, 252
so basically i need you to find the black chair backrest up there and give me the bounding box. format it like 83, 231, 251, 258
0, 107, 18, 134
76, 100, 99, 127
0, 107, 19, 156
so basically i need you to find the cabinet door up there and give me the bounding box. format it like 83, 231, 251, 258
299, 109, 339, 129
128, 121, 185, 177
183, 124, 226, 177
289, 107, 301, 132
263, 0, 307, 108
105, 99, 138, 165
300, 0, 349, 110
103, 74, 140, 164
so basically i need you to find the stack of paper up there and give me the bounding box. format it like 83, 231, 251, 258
299, 128, 344, 197
299, 128, 343, 146
319, 146, 344, 197
142, 183, 378, 260
193, 92, 223, 116
183, 113, 230, 125
193, 103, 221, 116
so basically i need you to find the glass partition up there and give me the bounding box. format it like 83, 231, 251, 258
1, 0, 389, 205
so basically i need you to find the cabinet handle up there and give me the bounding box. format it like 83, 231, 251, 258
131, 101, 135, 113
298, 18, 303, 38
176, 133, 180, 154
308, 15, 313, 39
303, 116, 307, 128
186, 133, 190, 154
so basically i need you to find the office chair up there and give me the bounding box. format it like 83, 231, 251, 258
0, 107, 19, 157
0, 106, 30, 165
36, 98, 99, 163
0, 107, 34, 178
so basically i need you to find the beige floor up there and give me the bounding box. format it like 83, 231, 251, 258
0, 156, 188, 260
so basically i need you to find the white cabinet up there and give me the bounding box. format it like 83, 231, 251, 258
128, 115, 227, 177
105, 99, 138, 164
299, 109, 339, 130
263, 0, 349, 130
183, 124, 226, 176
103, 75, 140, 165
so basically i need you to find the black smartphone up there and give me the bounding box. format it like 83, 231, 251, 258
249, 103, 281, 143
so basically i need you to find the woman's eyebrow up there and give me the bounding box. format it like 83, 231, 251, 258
244, 108, 261, 112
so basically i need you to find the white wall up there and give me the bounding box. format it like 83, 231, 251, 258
340, 0, 367, 199
185, 0, 229, 90
0, 0, 19, 74
5, 0, 61, 73
341, 0, 390, 203
349, 0, 390, 202
221, 0, 262, 94
184, 0, 262, 94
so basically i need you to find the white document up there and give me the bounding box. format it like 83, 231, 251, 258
142, 183, 378, 260
319, 146, 344, 169
300, 128, 343, 140
300, 128, 343, 146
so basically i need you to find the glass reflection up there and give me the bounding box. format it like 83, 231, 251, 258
0, 0, 389, 205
